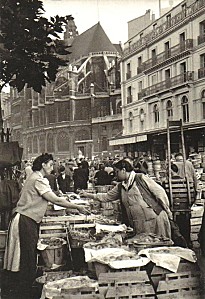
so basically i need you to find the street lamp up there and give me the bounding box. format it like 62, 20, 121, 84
90, 83, 95, 158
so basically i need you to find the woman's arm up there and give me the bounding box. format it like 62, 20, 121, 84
80, 183, 120, 202
43, 191, 89, 214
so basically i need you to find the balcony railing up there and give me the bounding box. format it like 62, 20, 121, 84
198, 34, 205, 45
138, 40, 193, 73
141, 72, 194, 97
198, 67, 205, 79
124, 0, 205, 56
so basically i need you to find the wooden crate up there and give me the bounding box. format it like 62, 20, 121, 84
150, 259, 200, 290
190, 206, 204, 249
40, 223, 67, 238
42, 215, 97, 225
98, 270, 155, 299
53, 295, 103, 299
61, 285, 99, 298
156, 271, 201, 299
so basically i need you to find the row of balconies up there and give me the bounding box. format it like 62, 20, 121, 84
136, 71, 194, 100
129, 67, 205, 101
124, 0, 205, 56
137, 39, 193, 74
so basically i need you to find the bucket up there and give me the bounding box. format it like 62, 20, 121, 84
40, 238, 67, 268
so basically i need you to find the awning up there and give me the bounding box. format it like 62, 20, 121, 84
109, 136, 137, 146
75, 140, 93, 144
109, 134, 147, 146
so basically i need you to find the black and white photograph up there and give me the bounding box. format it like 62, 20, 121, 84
0, 0, 205, 298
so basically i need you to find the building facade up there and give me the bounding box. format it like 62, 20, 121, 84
10, 21, 123, 160
111, 0, 205, 160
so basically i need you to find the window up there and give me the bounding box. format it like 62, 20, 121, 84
181, 96, 189, 122
180, 62, 187, 82
199, 54, 205, 78
129, 112, 133, 131
166, 100, 173, 119
153, 104, 159, 123
57, 131, 69, 152
180, 32, 186, 51
200, 54, 205, 68
165, 41, 170, 58
166, 14, 171, 28
139, 109, 145, 122
102, 137, 108, 151
126, 63, 131, 79
138, 81, 143, 92
33, 136, 38, 153
127, 86, 132, 104
199, 20, 205, 45
165, 69, 171, 88
181, 3, 187, 16
152, 49, 157, 66
151, 74, 157, 85
137, 56, 142, 74
47, 133, 54, 152
138, 56, 142, 67
153, 23, 157, 30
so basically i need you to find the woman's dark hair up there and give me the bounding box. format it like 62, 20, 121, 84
113, 159, 133, 172
32, 153, 53, 171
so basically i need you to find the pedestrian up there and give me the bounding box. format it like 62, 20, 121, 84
94, 163, 110, 186
80, 158, 172, 238
73, 162, 88, 192
3, 153, 89, 299
65, 160, 75, 191
174, 152, 198, 194
57, 165, 71, 194
44, 169, 59, 194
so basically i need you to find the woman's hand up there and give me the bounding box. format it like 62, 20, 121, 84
77, 205, 90, 215
79, 190, 89, 198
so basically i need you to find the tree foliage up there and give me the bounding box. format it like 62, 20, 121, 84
0, 0, 72, 93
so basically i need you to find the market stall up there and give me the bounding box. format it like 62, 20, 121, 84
35, 185, 203, 299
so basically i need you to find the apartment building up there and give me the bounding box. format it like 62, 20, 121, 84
110, 0, 205, 159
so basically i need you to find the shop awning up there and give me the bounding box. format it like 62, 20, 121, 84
109, 134, 147, 146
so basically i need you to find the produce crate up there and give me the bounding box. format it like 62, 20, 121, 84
190, 206, 204, 249
156, 271, 201, 299
40, 223, 68, 238
150, 259, 200, 290
99, 270, 155, 299
36, 271, 73, 285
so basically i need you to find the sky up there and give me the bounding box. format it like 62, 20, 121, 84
43, 0, 183, 44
